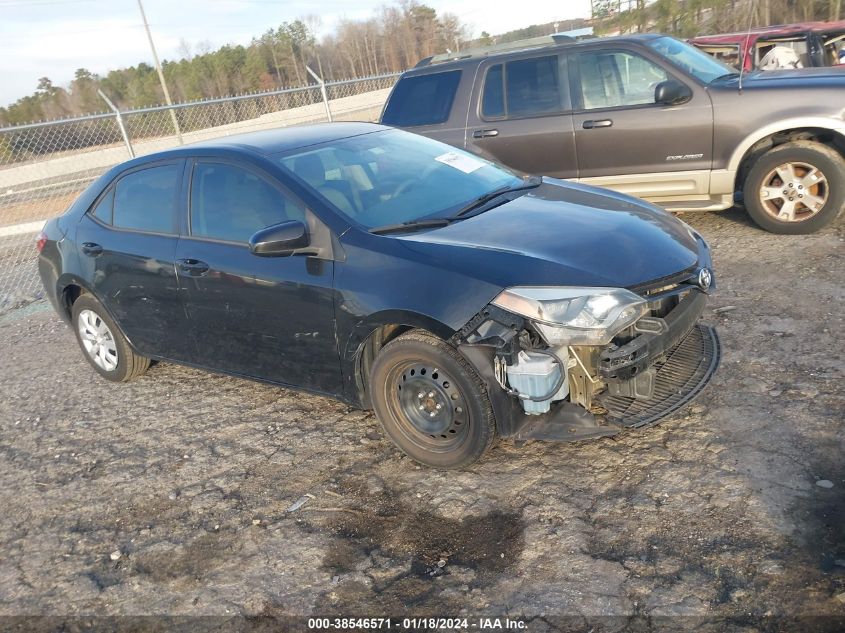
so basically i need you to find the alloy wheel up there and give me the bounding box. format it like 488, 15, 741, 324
759, 161, 829, 223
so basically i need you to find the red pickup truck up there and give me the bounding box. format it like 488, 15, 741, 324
690, 21, 845, 71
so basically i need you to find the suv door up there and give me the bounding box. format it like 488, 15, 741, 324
75, 160, 193, 359
570, 46, 714, 202
176, 159, 340, 393
465, 52, 577, 178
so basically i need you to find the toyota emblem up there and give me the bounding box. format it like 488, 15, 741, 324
698, 268, 712, 291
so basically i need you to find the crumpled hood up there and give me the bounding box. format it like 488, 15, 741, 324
398, 179, 702, 289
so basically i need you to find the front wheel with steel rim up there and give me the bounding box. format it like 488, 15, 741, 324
369, 330, 496, 469
744, 141, 845, 234
71, 294, 150, 382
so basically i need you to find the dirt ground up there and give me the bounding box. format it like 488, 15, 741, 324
0, 208, 843, 631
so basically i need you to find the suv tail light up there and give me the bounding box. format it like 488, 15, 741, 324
36, 231, 48, 253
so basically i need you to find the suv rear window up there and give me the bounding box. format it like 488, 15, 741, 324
381, 70, 461, 127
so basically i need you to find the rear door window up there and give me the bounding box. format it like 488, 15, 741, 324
481, 55, 565, 119
381, 70, 461, 127
506, 56, 563, 116
481, 64, 505, 117
113, 164, 181, 234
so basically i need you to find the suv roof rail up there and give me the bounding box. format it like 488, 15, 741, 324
416, 33, 577, 68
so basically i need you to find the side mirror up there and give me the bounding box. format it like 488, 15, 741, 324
654, 79, 692, 105
249, 220, 309, 257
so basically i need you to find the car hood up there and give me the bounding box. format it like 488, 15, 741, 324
716, 67, 845, 89
397, 180, 702, 289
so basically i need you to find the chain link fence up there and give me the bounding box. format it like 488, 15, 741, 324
0, 72, 400, 310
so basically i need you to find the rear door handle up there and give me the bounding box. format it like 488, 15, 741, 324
472, 128, 499, 138
177, 258, 210, 276
81, 242, 103, 257
582, 119, 613, 129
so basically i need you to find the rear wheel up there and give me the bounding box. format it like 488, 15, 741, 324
369, 330, 495, 469
743, 141, 845, 234
71, 294, 150, 382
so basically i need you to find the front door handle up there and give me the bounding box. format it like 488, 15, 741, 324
177, 258, 210, 276
582, 119, 613, 129
81, 242, 103, 257
472, 128, 499, 138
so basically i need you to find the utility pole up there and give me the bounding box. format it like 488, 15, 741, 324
137, 0, 183, 144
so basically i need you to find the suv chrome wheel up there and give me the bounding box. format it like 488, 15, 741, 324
759, 161, 828, 223
77, 309, 119, 372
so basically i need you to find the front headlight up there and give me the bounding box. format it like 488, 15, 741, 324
491, 286, 648, 346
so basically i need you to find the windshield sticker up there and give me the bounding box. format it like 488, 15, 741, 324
435, 151, 485, 174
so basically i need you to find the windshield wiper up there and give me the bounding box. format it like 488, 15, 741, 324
448, 176, 542, 219
368, 218, 453, 235
368, 177, 542, 235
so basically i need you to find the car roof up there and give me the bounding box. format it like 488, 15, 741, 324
127, 121, 388, 167
402, 33, 662, 75
185, 121, 387, 154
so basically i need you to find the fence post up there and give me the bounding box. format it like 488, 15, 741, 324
97, 89, 135, 159
305, 65, 333, 123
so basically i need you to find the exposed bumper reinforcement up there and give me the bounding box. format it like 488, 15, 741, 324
599, 323, 720, 428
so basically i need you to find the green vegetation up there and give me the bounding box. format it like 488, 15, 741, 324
0, 1, 466, 126
1, 0, 841, 126
593, 0, 842, 38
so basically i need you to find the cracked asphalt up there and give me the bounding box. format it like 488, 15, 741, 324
0, 209, 843, 631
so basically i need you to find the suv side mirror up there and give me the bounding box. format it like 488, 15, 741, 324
249, 220, 310, 256
654, 79, 692, 105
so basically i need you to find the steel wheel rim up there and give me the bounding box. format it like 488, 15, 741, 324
77, 309, 119, 372
385, 361, 470, 453
759, 161, 828, 223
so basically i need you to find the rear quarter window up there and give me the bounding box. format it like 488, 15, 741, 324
381, 70, 461, 127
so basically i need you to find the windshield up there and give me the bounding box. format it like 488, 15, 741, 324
647, 36, 737, 83
277, 129, 522, 229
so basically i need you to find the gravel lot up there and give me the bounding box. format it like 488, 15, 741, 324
0, 209, 843, 631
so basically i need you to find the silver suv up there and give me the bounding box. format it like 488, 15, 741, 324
381, 33, 845, 234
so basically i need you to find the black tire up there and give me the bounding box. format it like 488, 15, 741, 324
71, 294, 150, 382
743, 141, 845, 234
369, 330, 496, 469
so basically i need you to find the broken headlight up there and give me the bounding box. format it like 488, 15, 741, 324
491, 286, 648, 346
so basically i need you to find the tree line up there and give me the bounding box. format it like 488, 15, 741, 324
593, 0, 842, 38
2, 0, 843, 127
0, 1, 466, 126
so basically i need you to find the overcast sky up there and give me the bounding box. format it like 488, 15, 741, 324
0, 0, 591, 107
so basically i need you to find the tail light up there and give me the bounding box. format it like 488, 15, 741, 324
36, 231, 48, 253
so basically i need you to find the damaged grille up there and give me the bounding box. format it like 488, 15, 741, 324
599, 323, 720, 428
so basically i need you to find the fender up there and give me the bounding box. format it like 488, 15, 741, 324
54, 273, 144, 356
340, 309, 456, 406
712, 117, 845, 194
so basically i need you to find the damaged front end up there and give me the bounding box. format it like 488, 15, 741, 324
453, 270, 721, 442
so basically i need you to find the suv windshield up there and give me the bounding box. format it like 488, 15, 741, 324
647, 36, 737, 83
277, 129, 522, 229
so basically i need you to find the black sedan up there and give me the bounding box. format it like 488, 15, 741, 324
38, 122, 719, 468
